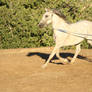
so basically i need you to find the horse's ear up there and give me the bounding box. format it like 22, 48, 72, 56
45, 8, 50, 12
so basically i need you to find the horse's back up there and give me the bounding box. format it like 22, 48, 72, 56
69, 20, 92, 45
71, 20, 92, 31
55, 20, 92, 47
70, 20, 92, 36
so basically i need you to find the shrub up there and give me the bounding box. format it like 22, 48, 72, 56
0, 0, 92, 49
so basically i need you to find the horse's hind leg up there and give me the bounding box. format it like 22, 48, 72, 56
70, 44, 81, 64
56, 49, 69, 64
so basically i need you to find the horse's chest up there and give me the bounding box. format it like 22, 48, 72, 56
53, 30, 67, 42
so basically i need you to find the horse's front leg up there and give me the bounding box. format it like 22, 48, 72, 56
71, 44, 81, 64
42, 46, 58, 68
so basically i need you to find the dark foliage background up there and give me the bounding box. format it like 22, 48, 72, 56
0, 0, 92, 49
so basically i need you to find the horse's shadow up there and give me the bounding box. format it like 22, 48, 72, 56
27, 52, 92, 64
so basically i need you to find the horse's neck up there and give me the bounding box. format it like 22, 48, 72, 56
52, 14, 69, 32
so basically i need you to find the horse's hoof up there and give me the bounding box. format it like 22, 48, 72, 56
63, 59, 69, 64
42, 64, 47, 69
69, 60, 75, 64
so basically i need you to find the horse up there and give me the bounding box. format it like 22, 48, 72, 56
38, 8, 92, 68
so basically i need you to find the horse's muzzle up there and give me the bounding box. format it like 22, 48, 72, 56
38, 23, 44, 28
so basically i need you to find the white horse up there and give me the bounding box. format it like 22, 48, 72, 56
38, 8, 92, 68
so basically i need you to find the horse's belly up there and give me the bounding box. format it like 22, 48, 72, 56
65, 35, 83, 46
56, 33, 84, 47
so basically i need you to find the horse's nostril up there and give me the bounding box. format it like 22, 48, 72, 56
38, 23, 44, 28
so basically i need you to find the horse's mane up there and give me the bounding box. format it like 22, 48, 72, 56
52, 9, 69, 23
53, 9, 65, 19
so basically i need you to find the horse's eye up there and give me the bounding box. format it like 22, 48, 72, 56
45, 15, 48, 18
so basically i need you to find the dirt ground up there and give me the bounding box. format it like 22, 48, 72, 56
0, 47, 92, 92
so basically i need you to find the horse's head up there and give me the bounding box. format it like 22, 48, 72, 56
38, 8, 53, 28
